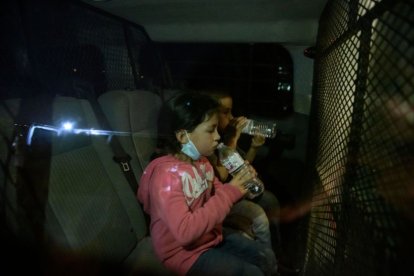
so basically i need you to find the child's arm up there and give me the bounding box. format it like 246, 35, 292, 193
223, 116, 248, 149
150, 168, 247, 246
245, 134, 266, 163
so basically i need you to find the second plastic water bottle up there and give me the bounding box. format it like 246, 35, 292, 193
242, 119, 277, 138
217, 143, 264, 198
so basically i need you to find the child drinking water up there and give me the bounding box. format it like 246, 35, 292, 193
207, 89, 300, 275
137, 92, 277, 275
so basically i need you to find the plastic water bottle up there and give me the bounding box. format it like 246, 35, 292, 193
217, 143, 264, 198
242, 119, 277, 138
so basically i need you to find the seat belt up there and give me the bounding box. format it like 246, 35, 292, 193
76, 82, 138, 192
89, 98, 138, 192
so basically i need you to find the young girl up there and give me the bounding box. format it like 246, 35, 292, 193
137, 92, 276, 276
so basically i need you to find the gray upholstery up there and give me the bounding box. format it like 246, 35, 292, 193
98, 89, 162, 189
0, 96, 170, 274
47, 98, 139, 260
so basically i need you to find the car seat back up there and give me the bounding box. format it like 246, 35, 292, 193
0, 96, 170, 274
98, 89, 162, 191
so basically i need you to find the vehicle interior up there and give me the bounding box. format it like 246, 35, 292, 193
0, 0, 413, 275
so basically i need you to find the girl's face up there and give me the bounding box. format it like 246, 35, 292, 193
217, 96, 233, 132
188, 113, 221, 157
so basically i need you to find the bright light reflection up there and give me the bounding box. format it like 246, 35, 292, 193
62, 122, 74, 131
162, 186, 172, 192
170, 165, 179, 173
26, 122, 131, 145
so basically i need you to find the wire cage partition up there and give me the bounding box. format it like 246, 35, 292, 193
304, 0, 414, 275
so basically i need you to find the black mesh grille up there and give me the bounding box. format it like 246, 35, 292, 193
305, 0, 414, 275
73, 8, 135, 91
0, 0, 156, 98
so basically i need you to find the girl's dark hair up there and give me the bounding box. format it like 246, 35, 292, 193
154, 92, 219, 157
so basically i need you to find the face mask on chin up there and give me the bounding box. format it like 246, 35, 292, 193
181, 130, 201, 160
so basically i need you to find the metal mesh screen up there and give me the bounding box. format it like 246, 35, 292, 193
73, 7, 136, 91
304, 0, 414, 275
2, 0, 155, 98
0, 0, 158, 248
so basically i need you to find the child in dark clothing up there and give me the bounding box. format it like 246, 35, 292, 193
206, 90, 301, 275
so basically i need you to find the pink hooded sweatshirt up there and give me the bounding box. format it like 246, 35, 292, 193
137, 155, 243, 275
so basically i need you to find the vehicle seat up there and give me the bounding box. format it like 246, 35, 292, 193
98, 89, 162, 192
97, 89, 260, 242
0, 96, 171, 275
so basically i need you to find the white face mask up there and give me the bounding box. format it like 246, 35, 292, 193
181, 131, 201, 160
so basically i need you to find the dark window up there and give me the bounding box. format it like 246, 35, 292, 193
158, 43, 293, 118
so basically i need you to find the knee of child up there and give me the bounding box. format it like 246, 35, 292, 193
252, 212, 270, 229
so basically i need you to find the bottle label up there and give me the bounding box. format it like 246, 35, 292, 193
221, 153, 245, 174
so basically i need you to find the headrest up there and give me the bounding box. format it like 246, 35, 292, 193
98, 89, 162, 134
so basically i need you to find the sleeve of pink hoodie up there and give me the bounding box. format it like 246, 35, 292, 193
149, 164, 243, 246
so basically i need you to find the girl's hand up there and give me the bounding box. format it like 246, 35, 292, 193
251, 134, 266, 148
228, 116, 248, 136
228, 161, 256, 195
224, 116, 248, 147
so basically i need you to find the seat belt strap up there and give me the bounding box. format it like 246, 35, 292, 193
87, 95, 138, 192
